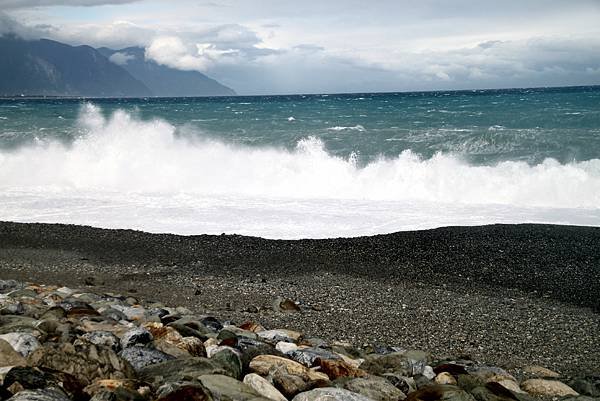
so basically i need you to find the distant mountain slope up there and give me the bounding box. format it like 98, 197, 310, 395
97, 47, 235, 97
0, 35, 152, 97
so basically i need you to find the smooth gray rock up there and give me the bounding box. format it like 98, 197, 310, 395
198, 374, 272, 401
343, 376, 406, 401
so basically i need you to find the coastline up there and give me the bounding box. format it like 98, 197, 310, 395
0, 221, 598, 376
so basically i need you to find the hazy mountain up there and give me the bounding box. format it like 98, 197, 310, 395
0, 35, 152, 97
97, 47, 235, 97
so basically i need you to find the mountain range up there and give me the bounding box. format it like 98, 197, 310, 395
0, 35, 235, 97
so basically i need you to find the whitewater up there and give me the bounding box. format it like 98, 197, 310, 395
1, 88, 599, 238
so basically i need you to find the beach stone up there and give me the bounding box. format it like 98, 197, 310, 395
1, 302, 26, 315
40, 307, 67, 320
522, 365, 560, 378
319, 358, 368, 379
569, 377, 600, 397
405, 385, 475, 401
0, 316, 38, 334
6, 389, 72, 401
154, 381, 211, 401
119, 346, 174, 371
470, 385, 522, 401
292, 387, 376, 401
360, 352, 413, 376
237, 337, 282, 370
436, 372, 458, 385
240, 321, 266, 333
111, 305, 146, 321
288, 347, 341, 367
276, 341, 298, 354
138, 356, 236, 387
521, 379, 579, 397
120, 327, 153, 348
7, 289, 38, 299
80, 331, 121, 351
101, 308, 128, 322
249, 354, 330, 384
258, 329, 302, 343
201, 316, 224, 332
27, 342, 135, 385
0, 333, 41, 357
243, 373, 288, 401
273, 372, 311, 398
343, 376, 407, 401
206, 344, 237, 358
178, 336, 206, 356
0, 339, 26, 367
434, 364, 469, 376
211, 348, 243, 379
3, 366, 86, 400
199, 374, 272, 401
0, 280, 23, 294
84, 379, 140, 396
470, 367, 516, 383
142, 322, 182, 342
273, 297, 301, 313
167, 322, 211, 340
382, 374, 417, 394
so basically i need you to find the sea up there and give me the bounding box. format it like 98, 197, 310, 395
1, 86, 599, 239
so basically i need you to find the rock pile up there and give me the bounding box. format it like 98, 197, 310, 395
0, 279, 597, 401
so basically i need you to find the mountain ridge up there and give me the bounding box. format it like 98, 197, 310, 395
0, 35, 235, 97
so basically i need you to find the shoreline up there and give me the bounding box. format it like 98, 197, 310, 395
0, 221, 598, 376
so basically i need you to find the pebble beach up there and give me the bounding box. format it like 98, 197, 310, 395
0, 221, 598, 401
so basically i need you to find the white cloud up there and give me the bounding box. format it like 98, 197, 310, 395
145, 36, 213, 71
108, 51, 135, 65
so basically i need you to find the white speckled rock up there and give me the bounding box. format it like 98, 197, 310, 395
243, 373, 287, 401
276, 341, 298, 354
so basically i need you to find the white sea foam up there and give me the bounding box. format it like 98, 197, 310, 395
1, 104, 599, 238
327, 125, 365, 132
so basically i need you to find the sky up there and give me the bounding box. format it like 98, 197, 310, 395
1, 0, 600, 95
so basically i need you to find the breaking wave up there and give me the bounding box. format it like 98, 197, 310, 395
1, 104, 600, 209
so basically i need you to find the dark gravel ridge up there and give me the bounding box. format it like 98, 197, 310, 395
0, 221, 598, 310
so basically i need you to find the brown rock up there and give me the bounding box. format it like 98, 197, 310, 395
522, 366, 561, 378
27, 343, 135, 385
0, 339, 26, 367
318, 358, 368, 380
249, 354, 329, 384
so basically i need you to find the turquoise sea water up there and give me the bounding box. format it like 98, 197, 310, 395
0, 86, 599, 238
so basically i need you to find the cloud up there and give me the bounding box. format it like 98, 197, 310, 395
0, 0, 142, 9
108, 51, 135, 65
145, 36, 214, 71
